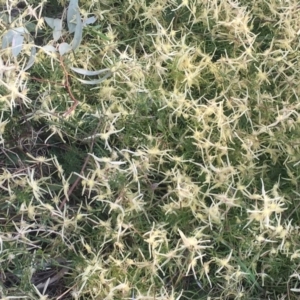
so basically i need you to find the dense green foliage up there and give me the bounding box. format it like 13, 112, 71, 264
1, 0, 300, 299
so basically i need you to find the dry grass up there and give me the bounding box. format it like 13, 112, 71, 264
1, 0, 300, 299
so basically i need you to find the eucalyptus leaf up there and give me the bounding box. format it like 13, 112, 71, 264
44, 17, 55, 29
2, 30, 14, 49
76, 72, 112, 85
2, 27, 28, 49
11, 33, 24, 57
83, 16, 97, 26
59, 43, 72, 56
71, 12, 82, 50
44, 17, 62, 41
67, 0, 79, 33
13, 27, 29, 34
70, 66, 110, 76
42, 45, 57, 53
0, 12, 9, 24
53, 18, 63, 41
24, 47, 36, 71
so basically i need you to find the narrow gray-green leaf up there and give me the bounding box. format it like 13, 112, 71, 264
53, 19, 63, 41
71, 12, 82, 50
2, 30, 14, 49
13, 27, 29, 34
11, 33, 24, 57
83, 16, 97, 26
59, 42, 72, 56
44, 17, 55, 29
24, 47, 36, 70
76, 72, 112, 85
42, 45, 57, 53
44, 17, 62, 41
2, 27, 28, 49
70, 66, 110, 76
67, 0, 78, 33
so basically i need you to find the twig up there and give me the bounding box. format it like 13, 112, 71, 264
31, 56, 80, 117
59, 56, 79, 117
